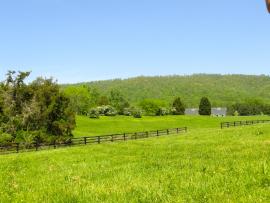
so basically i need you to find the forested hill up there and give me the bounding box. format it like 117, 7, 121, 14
65, 74, 270, 107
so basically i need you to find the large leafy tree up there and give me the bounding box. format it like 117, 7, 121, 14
199, 97, 211, 115
172, 97, 185, 115
0, 71, 75, 144
109, 89, 129, 115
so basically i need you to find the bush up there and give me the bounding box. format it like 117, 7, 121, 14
156, 107, 169, 116
199, 97, 211, 115
140, 99, 166, 116
123, 107, 133, 116
97, 105, 117, 116
132, 109, 142, 118
88, 108, 100, 119
233, 111, 239, 116
0, 131, 13, 146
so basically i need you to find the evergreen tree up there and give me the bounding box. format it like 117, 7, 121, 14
172, 97, 185, 115
199, 97, 211, 115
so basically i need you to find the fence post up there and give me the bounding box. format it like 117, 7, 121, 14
157, 130, 159, 136
134, 133, 137, 140
97, 136, 100, 144
176, 128, 179, 133
16, 143, 19, 153
84, 137, 87, 145
146, 131, 148, 138
185, 127, 187, 132
111, 135, 114, 142
123, 133, 126, 141
221, 123, 223, 129
35, 141, 39, 151
167, 129, 169, 135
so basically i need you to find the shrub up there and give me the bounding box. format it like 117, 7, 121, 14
123, 107, 133, 116
97, 105, 117, 116
233, 111, 239, 116
0, 131, 13, 146
132, 109, 142, 118
88, 108, 100, 119
140, 99, 166, 116
156, 107, 169, 116
172, 97, 185, 115
199, 97, 211, 115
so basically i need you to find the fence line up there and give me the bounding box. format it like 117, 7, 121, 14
220, 120, 270, 129
0, 127, 187, 155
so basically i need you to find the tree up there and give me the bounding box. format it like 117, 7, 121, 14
199, 97, 211, 115
109, 89, 129, 115
0, 71, 76, 144
140, 99, 166, 116
64, 85, 93, 115
172, 97, 185, 115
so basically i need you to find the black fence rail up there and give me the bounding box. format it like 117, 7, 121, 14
220, 120, 270, 129
0, 127, 187, 155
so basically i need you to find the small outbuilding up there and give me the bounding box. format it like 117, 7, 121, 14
211, 107, 227, 117
185, 108, 199, 115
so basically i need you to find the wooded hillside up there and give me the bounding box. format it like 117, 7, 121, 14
64, 74, 270, 107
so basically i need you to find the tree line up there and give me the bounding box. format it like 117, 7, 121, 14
63, 84, 270, 118
63, 83, 214, 118
0, 71, 75, 146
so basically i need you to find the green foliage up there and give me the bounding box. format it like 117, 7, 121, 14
0, 71, 76, 144
199, 97, 211, 115
172, 97, 185, 115
109, 89, 129, 115
65, 74, 270, 107
97, 105, 117, 116
97, 95, 109, 106
229, 100, 270, 116
233, 111, 239, 116
132, 109, 142, 118
88, 108, 100, 119
0, 131, 12, 146
140, 99, 166, 116
63, 85, 93, 115
156, 107, 169, 116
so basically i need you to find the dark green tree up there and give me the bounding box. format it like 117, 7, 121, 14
199, 97, 211, 115
0, 71, 76, 144
172, 97, 185, 115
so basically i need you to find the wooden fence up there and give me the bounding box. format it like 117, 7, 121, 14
220, 120, 270, 129
0, 127, 187, 155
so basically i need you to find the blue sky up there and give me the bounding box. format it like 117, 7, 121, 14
0, 0, 269, 83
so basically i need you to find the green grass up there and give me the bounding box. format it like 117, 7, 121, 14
73, 115, 270, 137
0, 120, 270, 202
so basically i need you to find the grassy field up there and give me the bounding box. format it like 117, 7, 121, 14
73, 115, 270, 137
0, 118, 270, 202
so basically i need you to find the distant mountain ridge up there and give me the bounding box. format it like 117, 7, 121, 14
63, 74, 270, 107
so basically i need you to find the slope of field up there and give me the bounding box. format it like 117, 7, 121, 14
69, 74, 270, 106
73, 115, 270, 137
0, 124, 270, 202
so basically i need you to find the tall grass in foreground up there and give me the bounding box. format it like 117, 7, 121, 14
0, 124, 270, 202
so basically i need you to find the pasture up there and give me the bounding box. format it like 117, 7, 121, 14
0, 116, 270, 202
73, 115, 270, 137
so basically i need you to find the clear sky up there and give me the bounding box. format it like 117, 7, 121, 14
0, 0, 269, 83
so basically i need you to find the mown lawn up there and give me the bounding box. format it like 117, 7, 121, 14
73, 115, 270, 137
0, 123, 270, 202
